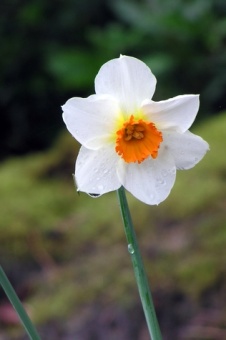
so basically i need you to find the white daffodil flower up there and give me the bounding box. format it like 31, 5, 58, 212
62, 55, 209, 205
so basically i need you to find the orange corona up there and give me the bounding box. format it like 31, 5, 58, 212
115, 115, 163, 163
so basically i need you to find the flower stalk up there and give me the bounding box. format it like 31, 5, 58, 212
117, 187, 162, 340
0, 266, 40, 340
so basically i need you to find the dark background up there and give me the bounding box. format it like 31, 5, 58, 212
1, 0, 226, 159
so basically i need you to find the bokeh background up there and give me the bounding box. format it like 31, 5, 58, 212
0, 0, 226, 339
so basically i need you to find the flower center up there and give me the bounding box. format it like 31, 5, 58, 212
115, 115, 163, 163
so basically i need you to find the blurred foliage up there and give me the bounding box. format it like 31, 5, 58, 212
1, 0, 226, 159
0, 112, 226, 338
1, 1, 226, 336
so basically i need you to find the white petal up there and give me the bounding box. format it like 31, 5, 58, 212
163, 130, 209, 170
142, 95, 199, 133
117, 149, 176, 205
95, 55, 156, 114
75, 145, 121, 196
62, 94, 119, 149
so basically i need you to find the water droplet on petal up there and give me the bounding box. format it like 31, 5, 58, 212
149, 193, 155, 200
88, 193, 100, 198
156, 178, 165, 185
161, 169, 168, 177
98, 184, 104, 191
128, 244, 135, 254
170, 168, 176, 174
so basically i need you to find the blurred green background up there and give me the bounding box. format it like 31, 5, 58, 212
0, 0, 226, 339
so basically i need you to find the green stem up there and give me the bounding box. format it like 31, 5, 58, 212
117, 187, 162, 340
0, 266, 41, 340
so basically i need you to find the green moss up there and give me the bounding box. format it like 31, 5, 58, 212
1, 113, 226, 324
176, 254, 219, 298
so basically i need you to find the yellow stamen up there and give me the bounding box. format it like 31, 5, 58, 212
115, 115, 163, 163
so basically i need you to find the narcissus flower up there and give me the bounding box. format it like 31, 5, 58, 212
62, 56, 209, 205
